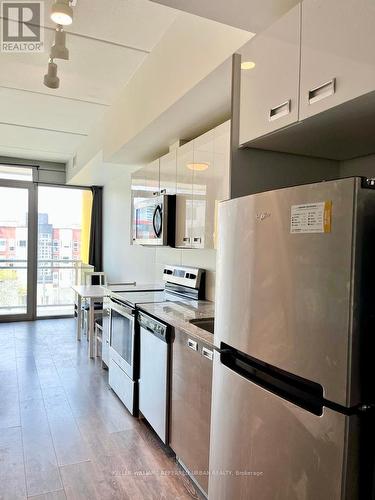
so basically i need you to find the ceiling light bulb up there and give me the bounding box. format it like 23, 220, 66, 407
187, 162, 209, 171
51, 0, 73, 26
44, 59, 60, 89
51, 25, 69, 60
241, 61, 256, 70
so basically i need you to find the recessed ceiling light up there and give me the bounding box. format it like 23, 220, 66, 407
44, 59, 60, 89
187, 163, 209, 171
241, 61, 256, 70
51, 0, 73, 26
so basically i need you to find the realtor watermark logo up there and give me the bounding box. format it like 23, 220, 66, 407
1, 1, 44, 52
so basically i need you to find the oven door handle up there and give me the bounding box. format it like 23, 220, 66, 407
109, 301, 134, 321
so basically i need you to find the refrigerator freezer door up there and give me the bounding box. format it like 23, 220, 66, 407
215, 177, 362, 407
209, 356, 359, 500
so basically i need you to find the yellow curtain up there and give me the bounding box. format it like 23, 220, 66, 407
81, 190, 92, 264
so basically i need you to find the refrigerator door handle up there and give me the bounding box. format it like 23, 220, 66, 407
220, 343, 324, 416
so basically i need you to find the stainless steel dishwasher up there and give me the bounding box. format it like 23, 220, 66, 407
138, 311, 171, 444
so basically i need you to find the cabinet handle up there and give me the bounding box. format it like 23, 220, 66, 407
187, 339, 198, 351
193, 237, 202, 243
183, 237, 191, 243
308, 78, 336, 105
202, 347, 213, 361
160, 189, 167, 194
269, 100, 291, 121
153, 191, 159, 196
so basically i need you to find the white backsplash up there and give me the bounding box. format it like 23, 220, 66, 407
154, 247, 217, 301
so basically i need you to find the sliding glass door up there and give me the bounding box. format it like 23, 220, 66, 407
37, 186, 92, 317
0, 166, 93, 322
0, 181, 37, 320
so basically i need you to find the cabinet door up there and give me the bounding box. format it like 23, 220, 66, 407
213, 121, 231, 248
300, 0, 375, 120
131, 167, 147, 243
239, 4, 301, 145
144, 159, 160, 197
191, 122, 231, 249
170, 330, 213, 494
176, 142, 194, 248
192, 129, 215, 249
159, 150, 177, 195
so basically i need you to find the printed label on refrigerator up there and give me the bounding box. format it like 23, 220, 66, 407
290, 201, 332, 234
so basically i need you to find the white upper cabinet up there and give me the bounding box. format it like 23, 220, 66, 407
131, 122, 230, 249
192, 129, 215, 249
176, 141, 194, 248
144, 159, 160, 197
192, 121, 231, 249
159, 150, 177, 195
300, 0, 375, 120
239, 4, 301, 146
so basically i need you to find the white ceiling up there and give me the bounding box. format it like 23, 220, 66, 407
110, 57, 233, 165
150, 0, 299, 33
0, 0, 177, 162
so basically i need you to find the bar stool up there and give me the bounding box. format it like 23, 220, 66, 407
82, 272, 107, 340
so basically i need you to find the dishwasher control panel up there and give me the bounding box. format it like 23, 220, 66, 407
138, 312, 170, 342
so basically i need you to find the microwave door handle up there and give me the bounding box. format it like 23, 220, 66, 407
153, 205, 163, 238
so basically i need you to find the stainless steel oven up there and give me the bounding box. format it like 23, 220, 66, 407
108, 298, 137, 414
132, 194, 175, 246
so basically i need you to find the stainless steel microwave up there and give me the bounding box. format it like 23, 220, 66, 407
132, 194, 176, 246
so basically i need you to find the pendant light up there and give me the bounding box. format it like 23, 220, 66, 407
51, 0, 73, 26
51, 25, 69, 60
44, 59, 60, 89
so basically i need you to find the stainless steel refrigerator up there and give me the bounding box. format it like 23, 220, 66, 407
209, 177, 375, 500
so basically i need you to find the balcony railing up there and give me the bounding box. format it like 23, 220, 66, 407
0, 259, 94, 316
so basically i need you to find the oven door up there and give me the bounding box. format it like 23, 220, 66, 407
109, 299, 135, 379
133, 195, 167, 246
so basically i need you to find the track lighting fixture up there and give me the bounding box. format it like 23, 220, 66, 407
43, 59, 60, 89
51, 25, 69, 60
44, 0, 74, 88
51, 0, 73, 26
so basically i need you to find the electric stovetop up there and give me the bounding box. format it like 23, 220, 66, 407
110, 289, 196, 308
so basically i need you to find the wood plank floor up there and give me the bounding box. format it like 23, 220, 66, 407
0, 319, 204, 500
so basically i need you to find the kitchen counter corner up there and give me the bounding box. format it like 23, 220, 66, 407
138, 301, 215, 346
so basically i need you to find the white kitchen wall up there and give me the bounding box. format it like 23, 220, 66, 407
103, 169, 217, 301
103, 169, 156, 285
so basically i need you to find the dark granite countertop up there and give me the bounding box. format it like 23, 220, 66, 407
138, 300, 215, 346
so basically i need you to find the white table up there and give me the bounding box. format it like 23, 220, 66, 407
72, 285, 109, 358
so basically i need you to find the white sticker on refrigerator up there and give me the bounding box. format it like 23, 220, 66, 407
290, 201, 332, 234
